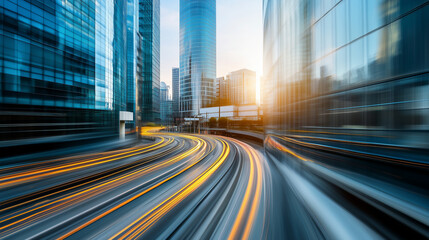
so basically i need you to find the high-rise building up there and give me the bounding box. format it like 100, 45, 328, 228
160, 82, 172, 124
263, 0, 429, 145
0, 0, 127, 141
226, 69, 256, 106
160, 82, 169, 103
180, 0, 216, 117
126, 0, 143, 129
172, 67, 179, 114
140, 0, 160, 123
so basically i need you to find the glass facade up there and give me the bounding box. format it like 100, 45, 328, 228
172, 67, 179, 114
126, 0, 142, 129
263, 0, 429, 146
139, 0, 160, 123
0, 0, 127, 140
180, 0, 216, 117
160, 81, 171, 124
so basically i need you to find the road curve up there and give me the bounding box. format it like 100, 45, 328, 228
0, 131, 270, 239
1, 130, 426, 239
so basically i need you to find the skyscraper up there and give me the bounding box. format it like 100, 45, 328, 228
160, 82, 169, 103
126, 0, 142, 129
140, 0, 160, 123
160, 82, 172, 125
172, 67, 179, 114
0, 0, 127, 141
180, 0, 216, 118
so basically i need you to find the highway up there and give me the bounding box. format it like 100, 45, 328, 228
0, 129, 271, 239
0, 128, 427, 239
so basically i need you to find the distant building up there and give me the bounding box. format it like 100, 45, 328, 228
226, 69, 256, 105
180, 0, 216, 117
160, 82, 169, 103
215, 69, 257, 107
172, 67, 180, 113
160, 82, 173, 124
215, 77, 229, 106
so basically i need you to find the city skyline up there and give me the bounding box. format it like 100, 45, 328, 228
0, 0, 427, 239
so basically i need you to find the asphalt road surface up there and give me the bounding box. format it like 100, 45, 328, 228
0, 128, 427, 239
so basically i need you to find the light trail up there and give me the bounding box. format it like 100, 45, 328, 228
228, 138, 264, 240
0, 136, 192, 237
57, 134, 213, 239
0, 128, 425, 239
0, 137, 168, 187
111, 138, 230, 240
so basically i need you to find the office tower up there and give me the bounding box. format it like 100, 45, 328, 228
226, 69, 256, 105
160, 82, 169, 103
160, 82, 172, 124
180, 0, 216, 117
263, 0, 429, 145
126, 0, 143, 129
0, 0, 127, 141
172, 67, 179, 114
140, 0, 160, 123
215, 77, 229, 106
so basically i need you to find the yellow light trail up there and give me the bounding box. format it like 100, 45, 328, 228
0, 137, 175, 215
111, 138, 230, 240
58, 134, 211, 240
228, 138, 263, 240
0, 136, 197, 237
0, 137, 167, 188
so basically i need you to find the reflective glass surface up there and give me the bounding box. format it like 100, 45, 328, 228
180, 0, 216, 117
139, 0, 160, 122
0, 0, 127, 140
263, 0, 429, 146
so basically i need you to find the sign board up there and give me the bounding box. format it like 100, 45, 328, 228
120, 111, 133, 121
184, 118, 199, 121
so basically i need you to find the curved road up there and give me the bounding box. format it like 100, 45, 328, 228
0, 129, 427, 239
0, 130, 271, 239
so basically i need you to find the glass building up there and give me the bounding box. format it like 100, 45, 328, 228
172, 67, 179, 114
0, 0, 127, 141
139, 0, 160, 123
263, 0, 429, 147
160, 81, 172, 124
180, 0, 216, 118
126, 0, 143, 129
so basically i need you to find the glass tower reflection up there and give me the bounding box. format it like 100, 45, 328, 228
180, 0, 216, 117
263, 0, 429, 147
0, 0, 127, 140
140, 0, 161, 123
126, 0, 142, 129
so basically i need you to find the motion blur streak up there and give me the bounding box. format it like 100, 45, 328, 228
58, 135, 209, 239
111, 139, 229, 240
228, 138, 263, 240
265, 134, 429, 238
0, 137, 167, 187
1, 128, 427, 239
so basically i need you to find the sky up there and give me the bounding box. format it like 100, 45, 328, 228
160, 0, 263, 94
